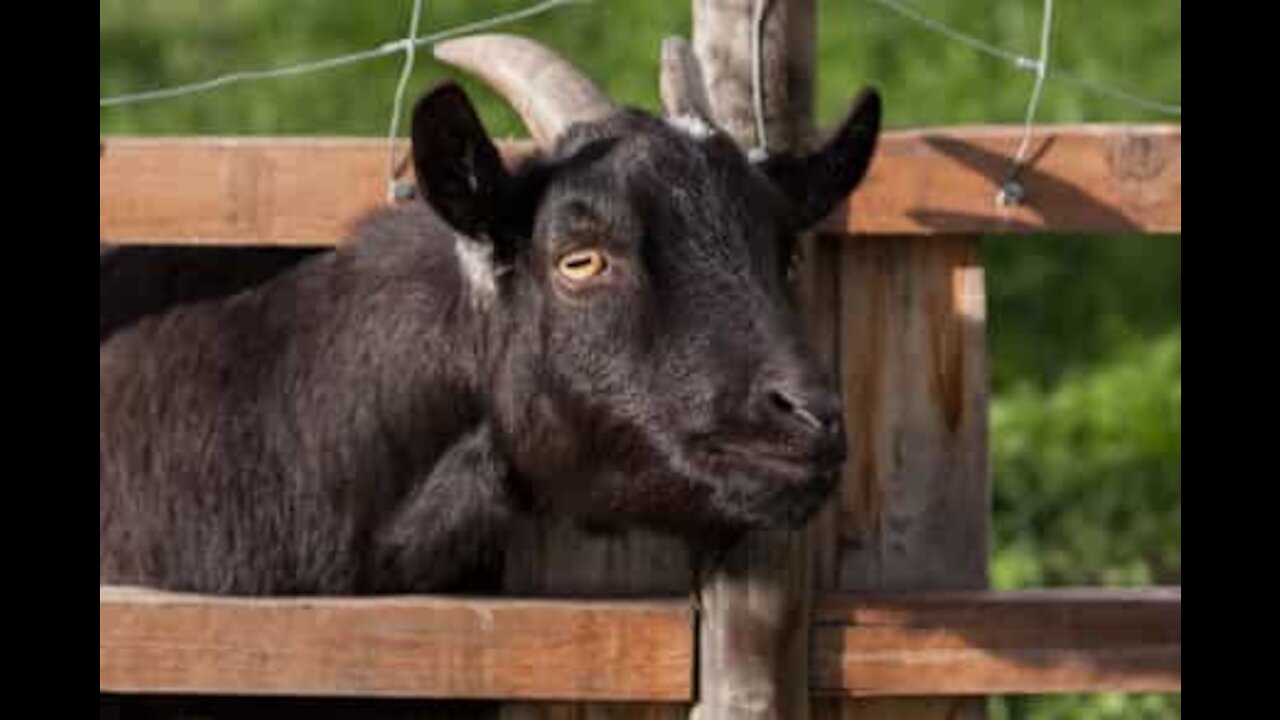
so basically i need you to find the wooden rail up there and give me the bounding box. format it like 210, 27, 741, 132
99, 124, 1181, 246
812, 588, 1181, 697
100, 586, 1180, 700
100, 586, 694, 702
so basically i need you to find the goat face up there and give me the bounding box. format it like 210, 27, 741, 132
412, 71, 880, 538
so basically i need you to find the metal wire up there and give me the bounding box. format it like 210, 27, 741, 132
865, 0, 1180, 118
386, 0, 427, 201
999, 0, 1054, 206
99, 0, 588, 109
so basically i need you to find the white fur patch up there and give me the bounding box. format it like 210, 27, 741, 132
454, 235, 498, 306
667, 114, 716, 141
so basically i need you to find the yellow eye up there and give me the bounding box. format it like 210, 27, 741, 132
556, 249, 608, 281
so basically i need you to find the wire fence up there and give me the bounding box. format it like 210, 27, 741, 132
866, 0, 1181, 117
98, 0, 587, 109
100, 0, 1179, 205
100, 0, 1180, 118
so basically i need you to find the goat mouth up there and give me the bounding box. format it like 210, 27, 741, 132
682, 440, 843, 529
693, 442, 844, 483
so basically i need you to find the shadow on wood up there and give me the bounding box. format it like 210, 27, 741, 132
908, 135, 1141, 234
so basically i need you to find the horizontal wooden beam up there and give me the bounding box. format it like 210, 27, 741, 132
99, 124, 1180, 245
101, 587, 1180, 701
811, 587, 1181, 697
829, 124, 1180, 236
100, 586, 694, 702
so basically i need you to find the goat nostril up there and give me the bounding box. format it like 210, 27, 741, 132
769, 390, 797, 417
767, 389, 833, 433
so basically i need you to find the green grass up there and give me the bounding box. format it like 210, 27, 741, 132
101, 2, 1182, 717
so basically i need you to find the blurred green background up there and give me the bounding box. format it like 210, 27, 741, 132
100, 1, 1182, 718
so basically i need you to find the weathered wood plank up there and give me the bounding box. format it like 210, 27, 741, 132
100, 586, 694, 702
97, 137, 533, 247
98, 125, 1180, 246
827, 124, 1181, 235
815, 234, 990, 720
833, 236, 990, 585
811, 588, 1182, 696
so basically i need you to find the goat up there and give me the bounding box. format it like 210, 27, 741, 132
100, 33, 881, 597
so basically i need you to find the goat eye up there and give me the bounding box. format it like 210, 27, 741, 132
556, 249, 608, 281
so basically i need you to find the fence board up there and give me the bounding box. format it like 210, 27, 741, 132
815, 233, 991, 720
101, 587, 1180, 700
100, 586, 694, 702
827, 124, 1181, 235
812, 588, 1181, 696
99, 125, 1180, 246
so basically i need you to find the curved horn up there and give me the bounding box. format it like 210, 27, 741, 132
433, 34, 615, 149
660, 36, 714, 121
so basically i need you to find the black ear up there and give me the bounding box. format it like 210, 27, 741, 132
761, 87, 881, 228
412, 82, 512, 239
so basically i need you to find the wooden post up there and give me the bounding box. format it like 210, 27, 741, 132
691, 2, 820, 718
812, 234, 991, 720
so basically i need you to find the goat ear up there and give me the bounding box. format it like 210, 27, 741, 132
761, 87, 881, 228
412, 82, 512, 240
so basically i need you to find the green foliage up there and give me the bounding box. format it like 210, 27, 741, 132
100, 2, 1181, 718
984, 235, 1180, 719
993, 694, 1182, 720
991, 325, 1181, 589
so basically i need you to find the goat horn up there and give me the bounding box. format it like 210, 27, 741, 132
659, 36, 715, 121
433, 34, 616, 149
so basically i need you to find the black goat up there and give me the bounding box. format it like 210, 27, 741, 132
100, 34, 880, 597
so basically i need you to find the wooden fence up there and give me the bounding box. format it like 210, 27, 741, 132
102, 586, 1179, 701
100, 122, 1181, 717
